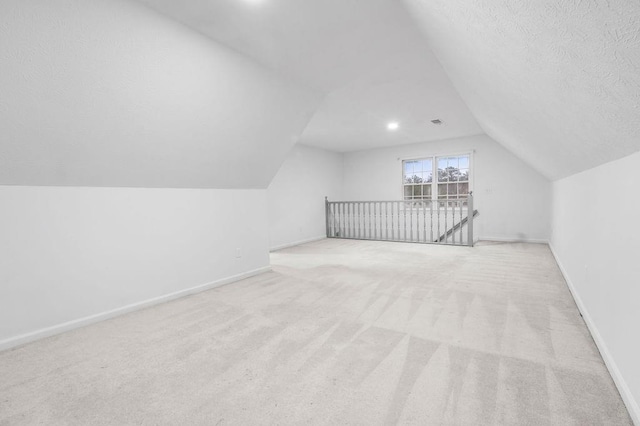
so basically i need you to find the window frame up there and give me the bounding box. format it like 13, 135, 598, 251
400, 151, 474, 202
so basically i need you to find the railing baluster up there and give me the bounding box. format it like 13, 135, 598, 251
456, 200, 460, 245
352, 202, 355, 239
354, 202, 357, 239
373, 202, 377, 239
363, 202, 366, 239
343, 202, 347, 238
367, 203, 371, 239
376, 202, 379, 239
409, 202, 413, 242
459, 200, 463, 245
395, 202, 398, 241
329, 202, 333, 237
390, 202, 392, 241
362, 202, 365, 239
390, 202, 394, 241
348, 202, 351, 239
468, 192, 474, 247
383, 202, 386, 240
372, 202, 375, 239
325, 196, 474, 247
430, 201, 434, 242
437, 201, 441, 244
444, 200, 448, 244
357, 202, 360, 239
361, 202, 364, 239
387, 202, 390, 240
332, 203, 335, 237
360, 202, 363, 239
421, 201, 424, 242
342, 202, 344, 238
403, 202, 406, 241
387, 202, 391, 241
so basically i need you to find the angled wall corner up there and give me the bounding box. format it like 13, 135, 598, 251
267, 144, 344, 251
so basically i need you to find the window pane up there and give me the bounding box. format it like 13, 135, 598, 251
438, 184, 447, 197
437, 157, 447, 171
458, 182, 469, 196
406, 155, 469, 200
404, 186, 412, 199
448, 183, 457, 197
404, 161, 416, 175
408, 173, 423, 184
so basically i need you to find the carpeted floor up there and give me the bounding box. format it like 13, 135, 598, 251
0, 239, 632, 425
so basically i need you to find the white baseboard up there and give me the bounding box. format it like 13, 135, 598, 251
479, 236, 549, 244
270, 235, 326, 252
0, 266, 271, 353
549, 244, 639, 425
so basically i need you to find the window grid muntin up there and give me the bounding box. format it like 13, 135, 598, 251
403, 154, 471, 202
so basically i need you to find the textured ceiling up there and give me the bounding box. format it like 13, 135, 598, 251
136, 0, 483, 152
404, 0, 640, 179
4, 0, 637, 187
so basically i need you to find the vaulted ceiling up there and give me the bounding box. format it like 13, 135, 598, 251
136, 0, 484, 153
0, 0, 321, 188
404, 0, 640, 180
138, 0, 640, 180
2, 0, 639, 187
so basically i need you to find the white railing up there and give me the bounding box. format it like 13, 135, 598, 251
325, 193, 477, 247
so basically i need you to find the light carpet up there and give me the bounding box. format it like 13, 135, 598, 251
0, 239, 632, 425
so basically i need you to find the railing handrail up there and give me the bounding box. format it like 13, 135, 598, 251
326, 198, 472, 204
325, 193, 476, 247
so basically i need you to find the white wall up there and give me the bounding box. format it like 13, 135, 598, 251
551, 151, 640, 423
342, 134, 551, 242
0, 0, 320, 350
268, 144, 343, 250
0, 186, 269, 349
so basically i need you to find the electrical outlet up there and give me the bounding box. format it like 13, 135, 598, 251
235, 248, 242, 258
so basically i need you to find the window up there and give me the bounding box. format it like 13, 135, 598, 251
403, 154, 471, 201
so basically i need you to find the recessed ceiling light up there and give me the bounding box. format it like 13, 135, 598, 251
387, 121, 399, 131
431, 119, 442, 125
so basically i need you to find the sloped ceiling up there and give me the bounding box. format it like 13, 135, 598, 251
404, 0, 640, 180
299, 47, 482, 152
0, 0, 321, 188
137, 0, 483, 152
4, 0, 637, 187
